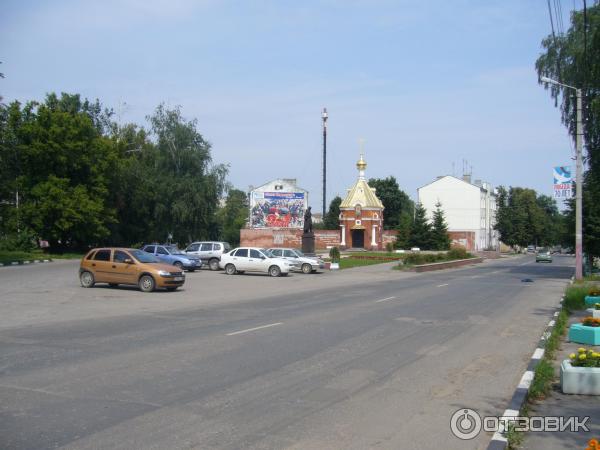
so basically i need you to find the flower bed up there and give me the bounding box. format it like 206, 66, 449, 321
585, 295, 600, 306
561, 348, 600, 395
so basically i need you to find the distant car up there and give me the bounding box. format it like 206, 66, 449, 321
219, 247, 298, 277
141, 244, 202, 271
267, 248, 325, 274
79, 248, 185, 292
527, 245, 536, 253
183, 241, 231, 271
536, 248, 553, 263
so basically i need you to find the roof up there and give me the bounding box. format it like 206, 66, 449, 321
417, 175, 495, 194
340, 178, 384, 209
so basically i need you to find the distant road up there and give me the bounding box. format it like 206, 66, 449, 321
0, 255, 573, 450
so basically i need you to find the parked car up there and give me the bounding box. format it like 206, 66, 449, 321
527, 245, 536, 253
141, 244, 202, 271
79, 248, 185, 292
536, 247, 553, 263
219, 247, 299, 277
267, 248, 325, 274
183, 241, 231, 271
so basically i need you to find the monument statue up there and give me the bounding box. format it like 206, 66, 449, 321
303, 206, 313, 234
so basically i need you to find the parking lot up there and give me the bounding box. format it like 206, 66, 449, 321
0, 258, 408, 331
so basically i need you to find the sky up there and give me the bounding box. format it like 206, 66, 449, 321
0, 0, 578, 212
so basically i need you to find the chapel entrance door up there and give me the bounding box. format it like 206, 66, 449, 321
351, 229, 364, 248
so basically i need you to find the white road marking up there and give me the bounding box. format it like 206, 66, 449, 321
437, 283, 449, 287
226, 322, 283, 336
375, 296, 396, 303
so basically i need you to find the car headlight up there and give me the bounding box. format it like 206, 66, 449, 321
158, 270, 171, 277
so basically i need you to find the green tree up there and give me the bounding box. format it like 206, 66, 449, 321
409, 203, 432, 249
0, 93, 118, 249
368, 176, 414, 228
216, 188, 249, 247
430, 202, 451, 250
394, 212, 412, 250
323, 196, 342, 229
536, 4, 600, 260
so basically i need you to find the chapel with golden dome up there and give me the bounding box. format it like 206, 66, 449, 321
339, 154, 384, 249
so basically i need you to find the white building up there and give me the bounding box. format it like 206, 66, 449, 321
417, 175, 498, 251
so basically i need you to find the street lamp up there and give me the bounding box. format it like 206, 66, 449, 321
540, 76, 583, 280
322, 108, 328, 218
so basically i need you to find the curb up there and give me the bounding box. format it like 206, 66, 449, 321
0, 259, 53, 267
486, 296, 565, 449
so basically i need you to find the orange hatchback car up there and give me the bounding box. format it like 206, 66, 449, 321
79, 248, 185, 292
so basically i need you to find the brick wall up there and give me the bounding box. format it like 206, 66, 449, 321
240, 228, 341, 250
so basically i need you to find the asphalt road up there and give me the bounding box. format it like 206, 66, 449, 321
0, 255, 573, 450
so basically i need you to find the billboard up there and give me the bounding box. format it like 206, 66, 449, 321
553, 166, 574, 199
250, 191, 307, 228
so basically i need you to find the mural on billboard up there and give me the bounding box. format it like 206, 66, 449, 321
251, 192, 306, 228
553, 166, 574, 199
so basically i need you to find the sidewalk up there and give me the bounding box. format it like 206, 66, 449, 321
520, 309, 600, 449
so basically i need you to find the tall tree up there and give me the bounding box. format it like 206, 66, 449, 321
409, 203, 432, 249
368, 176, 413, 228
430, 202, 451, 250
394, 212, 412, 250
537, 4, 600, 260
216, 188, 249, 247
323, 196, 342, 230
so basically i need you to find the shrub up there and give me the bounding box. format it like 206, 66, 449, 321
0, 230, 37, 252
329, 246, 340, 262
563, 284, 590, 311
385, 242, 394, 253
446, 247, 471, 260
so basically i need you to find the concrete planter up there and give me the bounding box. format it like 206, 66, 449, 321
585, 295, 600, 306
560, 360, 600, 395
586, 308, 600, 319
568, 323, 600, 345
329, 262, 340, 270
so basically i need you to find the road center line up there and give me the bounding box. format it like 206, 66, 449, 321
375, 296, 396, 303
226, 322, 283, 336
437, 283, 449, 287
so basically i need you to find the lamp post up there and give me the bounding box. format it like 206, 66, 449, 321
541, 76, 583, 280
322, 108, 328, 218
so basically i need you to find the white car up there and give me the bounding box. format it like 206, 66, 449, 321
267, 248, 326, 274
219, 247, 298, 277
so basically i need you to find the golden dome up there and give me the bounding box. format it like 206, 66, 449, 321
356, 154, 367, 171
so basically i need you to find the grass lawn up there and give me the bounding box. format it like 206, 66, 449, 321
0, 250, 84, 264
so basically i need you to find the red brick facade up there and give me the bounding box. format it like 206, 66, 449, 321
240, 228, 340, 250
339, 208, 384, 250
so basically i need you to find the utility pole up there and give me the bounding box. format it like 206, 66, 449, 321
322, 108, 328, 218
541, 76, 584, 280
575, 88, 583, 280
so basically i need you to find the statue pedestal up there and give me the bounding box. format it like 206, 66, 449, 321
302, 232, 315, 256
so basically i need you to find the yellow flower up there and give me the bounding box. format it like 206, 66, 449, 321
579, 354, 587, 360
579, 347, 587, 353
569, 353, 577, 359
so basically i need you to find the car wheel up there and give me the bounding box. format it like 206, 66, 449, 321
209, 258, 220, 271
173, 261, 183, 270
269, 265, 281, 277
139, 275, 155, 293
80, 271, 95, 288
225, 264, 237, 275
108, 283, 119, 288
301, 263, 312, 274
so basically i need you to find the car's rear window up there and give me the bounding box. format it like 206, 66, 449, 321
93, 249, 111, 261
